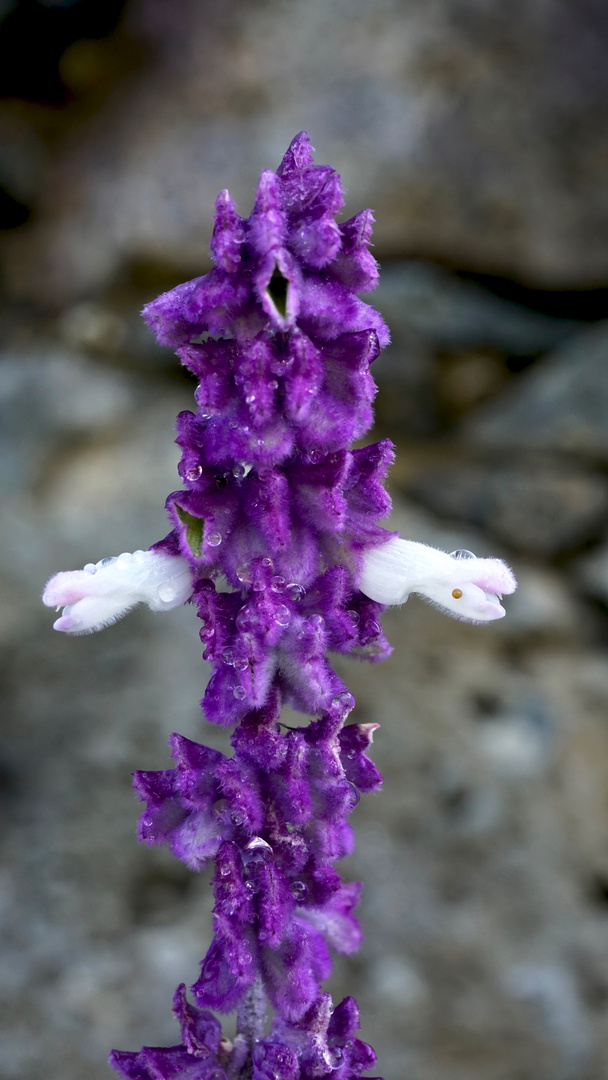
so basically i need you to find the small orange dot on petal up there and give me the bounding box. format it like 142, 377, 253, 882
452, 588, 463, 599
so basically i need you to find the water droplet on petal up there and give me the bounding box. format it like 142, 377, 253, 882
99, 557, 116, 567
328, 1047, 344, 1070
233, 685, 246, 701
269, 379, 278, 390
233, 657, 249, 671
309, 614, 325, 629
230, 810, 244, 826
200, 626, 214, 640
198, 411, 212, 421
347, 781, 360, 807
83, 563, 97, 574
157, 583, 177, 603
449, 549, 476, 560
232, 463, 246, 479
347, 609, 360, 623
244, 879, 257, 895
186, 464, 203, 481
236, 606, 259, 631
236, 564, 251, 584
221, 648, 236, 665
291, 880, 308, 901
332, 691, 355, 715
271, 575, 286, 592
219, 864, 231, 877
246, 393, 256, 404
242, 836, 273, 865
207, 532, 222, 547
261, 557, 273, 568
275, 604, 291, 627
286, 583, 305, 602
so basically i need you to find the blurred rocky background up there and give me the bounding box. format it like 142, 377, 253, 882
2, 1, 608, 1078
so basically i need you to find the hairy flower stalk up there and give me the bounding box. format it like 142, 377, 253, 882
43, 133, 516, 1079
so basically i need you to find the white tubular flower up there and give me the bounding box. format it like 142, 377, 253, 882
42, 550, 193, 635
359, 538, 516, 622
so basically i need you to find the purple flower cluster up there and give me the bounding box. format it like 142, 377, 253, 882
109, 133, 387, 1079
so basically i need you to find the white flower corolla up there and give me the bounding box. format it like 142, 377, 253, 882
359, 538, 516, 622
42, 550, 193, 635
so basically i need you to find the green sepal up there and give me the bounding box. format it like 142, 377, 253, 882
175, 506, 204, 557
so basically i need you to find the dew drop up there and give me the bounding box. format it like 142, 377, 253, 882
232, 463, 246, 479
236, 564, 251, 584
186, 464, 203, 481
233, 686, 246, 701
83, 563, 97, 574
269, 379, 278, 390
246, 393, 256, 404
328, 1047, 344, 1070
221, 648, 236, 666
207, 532, 222, 547
275, 604, 291, 627
332, 691, 355, 715
309, 448, 324, 464
309, 614, 325, 629
271, 575, 286, 592
244, 879, 257, 895
99, 557, 116, 567
347, 781, 360, 807
236, 606, 260, 631
234, 657, 249, 671
242, 836, 273, 865
220, 864, 231, 877
347, 609, 360, 623
230, 810, 244, 826
199, 411, 212, 421
157, 583, 177, 603
200, 626, 215, 640
261, 557, 273, 568
286, 583, 305, 602
449, 549, 476, 560
291, 880, 308, 901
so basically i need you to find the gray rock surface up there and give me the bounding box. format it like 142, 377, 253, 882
407, 455, 608, 556
5, 0, 608, 304
464, 321, 608, 459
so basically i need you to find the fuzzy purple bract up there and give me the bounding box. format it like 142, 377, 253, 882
110, 132, 388, 1080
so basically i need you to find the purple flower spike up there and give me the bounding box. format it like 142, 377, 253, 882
39, 133, 517, 1080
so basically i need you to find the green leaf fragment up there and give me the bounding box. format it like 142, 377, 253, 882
175, 506, 204, 557
267, 267, 289, 318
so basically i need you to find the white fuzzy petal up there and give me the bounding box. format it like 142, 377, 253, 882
42, 550, 193, 635
359, 537, 517, 623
